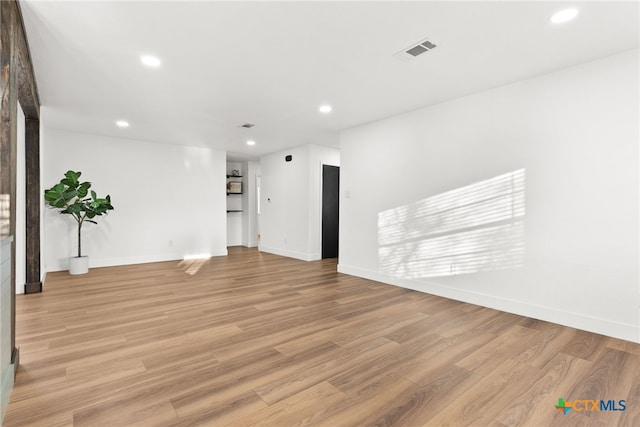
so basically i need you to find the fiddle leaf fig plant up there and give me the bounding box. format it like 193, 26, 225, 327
44, 170, 114, 257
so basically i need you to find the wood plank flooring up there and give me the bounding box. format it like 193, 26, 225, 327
4, 247, 640, 426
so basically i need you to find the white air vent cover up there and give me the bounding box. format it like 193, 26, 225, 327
394, 37, 438, 61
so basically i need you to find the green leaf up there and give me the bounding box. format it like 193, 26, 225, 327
44, 171, 114, 243
65, 170, 81, 181
66, 204, 82, 214
77, 182, 91, 198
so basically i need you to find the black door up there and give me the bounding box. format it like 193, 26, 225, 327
322, 165, 340, 259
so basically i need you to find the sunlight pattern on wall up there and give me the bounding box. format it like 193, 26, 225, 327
0, 195, 9, 236
378, 169, 525, 279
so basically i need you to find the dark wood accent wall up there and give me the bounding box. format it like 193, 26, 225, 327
25, 118, 40, 293
0, 0, 42, 371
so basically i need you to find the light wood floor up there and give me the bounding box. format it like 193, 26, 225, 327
4, 247, 640, 426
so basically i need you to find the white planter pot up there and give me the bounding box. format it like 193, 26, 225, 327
69, 256, 89, 275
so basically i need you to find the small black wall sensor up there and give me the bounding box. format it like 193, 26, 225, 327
285, 155, 292, 162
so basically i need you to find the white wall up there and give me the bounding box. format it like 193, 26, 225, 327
42, 124, 227, 271
15, 103, 25, 294
339, 49, 639, 343
243, 161, 260, 247
260, 145, 311, 260
40, 119, 46, 283
260, 144, 339, 261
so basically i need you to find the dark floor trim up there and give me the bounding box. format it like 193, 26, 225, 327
24, 282, 42, 294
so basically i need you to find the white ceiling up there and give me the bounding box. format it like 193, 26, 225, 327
20, 1, 639, 161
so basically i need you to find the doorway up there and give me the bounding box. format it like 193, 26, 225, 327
321, 165, 340, 259
256, 174, 261, 246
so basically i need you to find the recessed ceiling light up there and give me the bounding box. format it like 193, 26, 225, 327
116, 120, 129, 128
140, 55, 161, 67
319, 105, 332, 114
550, 8, 579, 24
246, 140, 256, 146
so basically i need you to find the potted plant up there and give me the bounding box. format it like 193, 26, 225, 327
44, 170, 114, 275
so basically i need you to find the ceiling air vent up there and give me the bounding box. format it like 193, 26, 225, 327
239, 123, 255, 128
394, 37, 438, 61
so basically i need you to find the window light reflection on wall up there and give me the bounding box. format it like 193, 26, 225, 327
378, 168, 526, 279
0, 194, 9, 236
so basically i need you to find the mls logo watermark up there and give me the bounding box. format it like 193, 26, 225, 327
555, 397, 626, 415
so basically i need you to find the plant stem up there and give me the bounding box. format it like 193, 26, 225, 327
77, 214, 85, 257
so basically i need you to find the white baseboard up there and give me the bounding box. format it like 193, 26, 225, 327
308, 252, 321, 261
46, 248, 229, 273
241, 240, 259, 248
259, 246, 315, 262
337, 264, 640, 344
